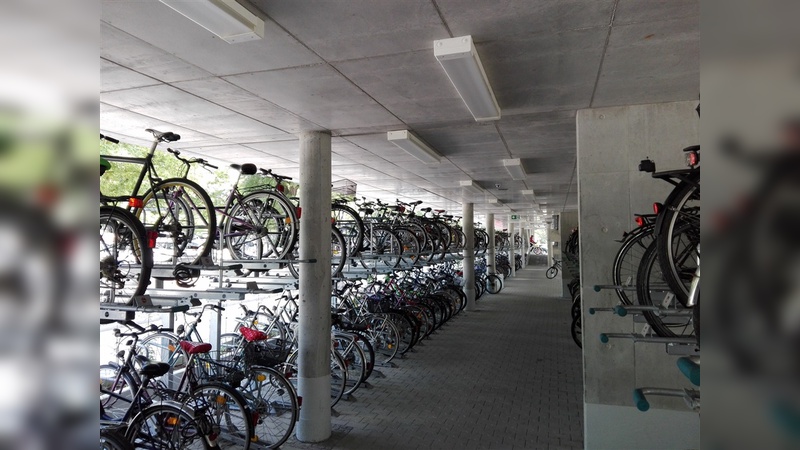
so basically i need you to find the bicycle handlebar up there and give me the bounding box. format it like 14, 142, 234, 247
100, 133, 119, 144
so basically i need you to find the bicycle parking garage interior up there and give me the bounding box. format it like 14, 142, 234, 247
98, 2, 700, 449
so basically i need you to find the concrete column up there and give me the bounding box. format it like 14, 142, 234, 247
509, 221, 516, 277
486, 213, 496, 276
462, 202, 476, 311
296, 131, 332, 442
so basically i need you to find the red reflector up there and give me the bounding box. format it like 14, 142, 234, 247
685, 151, 699, 167
297, 396, 303, 407
276, 183, 284, 193
295, 207, 302, 219
331, 217, 336, 225
129, 197, 144, 208
653, 203, 661, 214
398, 206, 405, 213
635, 216, 645, 227
146, 231, 158, 249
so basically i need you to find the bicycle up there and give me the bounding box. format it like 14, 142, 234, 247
101, 130, 217, 268
545, 259, 562, 279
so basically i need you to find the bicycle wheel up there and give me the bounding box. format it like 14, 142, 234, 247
366, 314, 400, 364
331, 203, 364, 255
139, 178, 216, 265
393, 226, 420, 268
100, 364, 137, 411
636, 240, 694, 338
545, 266, 558, 279
100, 206, 152, 305
612, 225, 655, 305
137, 332, 188, 372
190, 383, 253, 449
571, 315, 582, 349
485, 274, 503, 294
656, 177, 700, 306
360, 227, 401, 270
335, 334, 368, 395
288, 225, 347, 278
101, 428, 134, 450
225, 191, 296, 262
241, 366, 298, 449
126, 403, 208, 449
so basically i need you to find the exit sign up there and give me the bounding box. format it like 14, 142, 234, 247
511, 214, 519, 220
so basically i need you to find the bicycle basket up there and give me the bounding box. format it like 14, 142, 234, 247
193, 351, 246, 388
244, 338, 290, 368
365, 293, 392, 313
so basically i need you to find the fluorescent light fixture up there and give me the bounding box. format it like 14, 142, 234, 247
159, 0, 265, 44
434, 35, 501, 121
503, 158, 526, 180
387, 130, 441, 164
460, 180, 483, 196
521, 189, 535, 198
487, 197, 500, 204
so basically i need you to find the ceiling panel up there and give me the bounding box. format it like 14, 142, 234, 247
101, 59, 161, 92
334, 50, 472, 124
172, 78, 319, 134
436, 0, 614, 39
479, 27, 608, 115
253, 0, 448, 61
101, 22, 211, 83
592, 18, 699, 107
225, 64, 403, 131
614, 0, 699, 25
101, 84, 287, 141
100, 103, 222, 147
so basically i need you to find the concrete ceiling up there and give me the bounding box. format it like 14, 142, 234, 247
100, 0, 699, 227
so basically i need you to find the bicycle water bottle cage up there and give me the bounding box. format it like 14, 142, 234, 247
638, 159, 656, 173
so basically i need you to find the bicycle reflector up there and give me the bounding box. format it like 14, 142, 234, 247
685, 150, 699, 167
295, 207, 302, 219
635, 216, 645, 227
147, 231, 158, 249
653, 202, 662, 214
128, 197, 144, 208
276, 183, 285, 193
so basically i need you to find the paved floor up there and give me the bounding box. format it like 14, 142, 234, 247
281, 260, 584, 450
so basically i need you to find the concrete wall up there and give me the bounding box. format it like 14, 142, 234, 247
576, 101, 699, 449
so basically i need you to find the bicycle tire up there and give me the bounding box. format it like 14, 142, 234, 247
545, 266, 558, 279
288, 225, 347, 278
485, 274, 503, 294
125, 403, 208, 449
100, 428, 134, 450
393, 226, 421, 268
240, 366, 298, 448
137, 331, 189, 373
656, 176, 700, 306
611, 225, 655, 305
190, 382, 253, 450
138, 178, 216, 266
225, 191, 297, 262
100, 206, 152, 305
366, 314, 400, 364
360, 227, 401, 270
636, 239, 694, 338
571, 315, 582, 349
331, 203, 364, 255
100, 364, 137, 411
334, 334, 368, 395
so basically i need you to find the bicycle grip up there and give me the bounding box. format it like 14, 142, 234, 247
100, 133, 119, 144
600, 333, 609, 343
677, 357, 700, 386
613, 305, 628, 317
633, 389, 650, 412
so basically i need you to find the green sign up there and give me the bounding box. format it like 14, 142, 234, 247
511, 214, 519, 220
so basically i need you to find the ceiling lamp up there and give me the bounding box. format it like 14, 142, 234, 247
434, 35, 501, 121
387, 130, 441, 164
460, 180, 484, 196
159, 0, 265, 44
503, 158, 526, 180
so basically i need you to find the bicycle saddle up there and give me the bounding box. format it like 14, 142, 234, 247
145, 128, 180, 142
139, 362, 170, 379
230, 163, 257, 175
